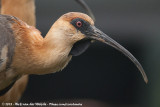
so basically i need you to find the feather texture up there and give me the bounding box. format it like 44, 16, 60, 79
0, 15, 16, 72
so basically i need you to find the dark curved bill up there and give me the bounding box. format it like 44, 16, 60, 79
87, 26, 148, 83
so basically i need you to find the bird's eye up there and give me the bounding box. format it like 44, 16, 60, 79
76, 21, 82, 27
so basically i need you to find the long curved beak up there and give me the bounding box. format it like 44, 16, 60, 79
87, 26, 148, 83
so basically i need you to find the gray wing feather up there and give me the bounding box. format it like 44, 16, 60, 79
0, 15, 16, 72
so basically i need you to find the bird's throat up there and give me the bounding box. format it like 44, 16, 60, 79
70, 38, 91, 56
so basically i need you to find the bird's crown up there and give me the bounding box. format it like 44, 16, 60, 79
60, 12, 94, 25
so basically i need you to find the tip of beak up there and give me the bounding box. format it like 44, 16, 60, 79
139, 68, 148, 84
138, 68, 148, 84
144, 77, 148, 84
140, 69, 148, 84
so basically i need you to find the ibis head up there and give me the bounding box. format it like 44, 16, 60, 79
45, 12, 148, 83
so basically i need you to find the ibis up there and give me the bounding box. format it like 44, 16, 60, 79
0, 12, 148, 102
0, 0, 95, 103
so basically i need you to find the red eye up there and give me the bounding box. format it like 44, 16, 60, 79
76, 21, 82, 27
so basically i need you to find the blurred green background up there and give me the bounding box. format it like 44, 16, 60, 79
20, 0, 160, 107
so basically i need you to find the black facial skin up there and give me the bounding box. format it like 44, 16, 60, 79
71, 18, 90, 32
69, 18, 93, 56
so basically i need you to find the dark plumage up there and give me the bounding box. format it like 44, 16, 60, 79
0, 15, 16, 70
